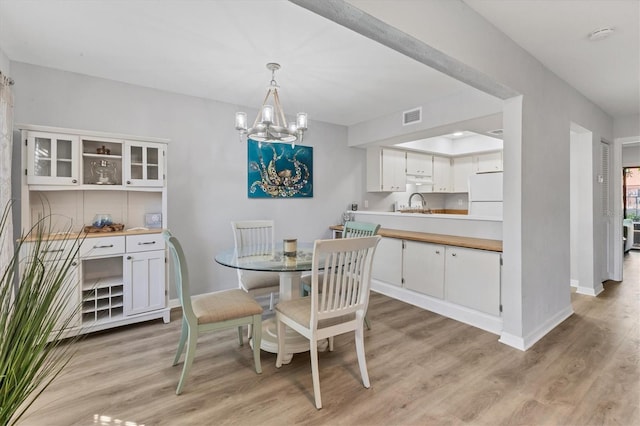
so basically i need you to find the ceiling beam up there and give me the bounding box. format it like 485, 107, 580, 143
289, 0, 519, 100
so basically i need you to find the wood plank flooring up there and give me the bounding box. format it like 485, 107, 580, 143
19, 251, 639, 425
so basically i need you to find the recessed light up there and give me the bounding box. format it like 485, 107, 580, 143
588, 27, 615, 41
452, 131, 464, 137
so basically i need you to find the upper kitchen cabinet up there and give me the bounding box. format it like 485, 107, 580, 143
452, 156, 474, 193
475, 152, 503, 173
26, 131, 80, 186
431, 156, 451, 192
21, 126, 167, 190
367, 147, 406, 192
406, 152, 433, 176
124, 141, 165, 187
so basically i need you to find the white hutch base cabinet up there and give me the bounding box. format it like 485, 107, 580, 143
19, 124, 170, 338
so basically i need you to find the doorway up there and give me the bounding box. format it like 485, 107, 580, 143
623, 166, 640, 250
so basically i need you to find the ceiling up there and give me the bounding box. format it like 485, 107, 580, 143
0, 0, 637, 129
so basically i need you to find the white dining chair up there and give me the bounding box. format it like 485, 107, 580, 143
300, 221, 380, 330
275, 236, 381, 409
230, 220, 280, 310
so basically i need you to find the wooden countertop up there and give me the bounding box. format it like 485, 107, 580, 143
330, 225, 502, 252
22, 228, 163, 242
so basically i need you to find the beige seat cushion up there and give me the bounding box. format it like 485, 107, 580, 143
276, 297, 355, 329
192, 289, 263, 324
241, 270, 280, 291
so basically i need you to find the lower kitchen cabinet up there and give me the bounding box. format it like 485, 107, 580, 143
371, 237, 403, 287
403, 241, 445, 299
371, 237, 501, 316
444, 246, 501, 316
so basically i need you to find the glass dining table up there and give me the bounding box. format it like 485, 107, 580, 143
215, 242, 327, 362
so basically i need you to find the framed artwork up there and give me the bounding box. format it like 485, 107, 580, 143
247, 140, 313, 198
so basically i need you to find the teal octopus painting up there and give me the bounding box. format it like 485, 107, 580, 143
247, 140, 313, 198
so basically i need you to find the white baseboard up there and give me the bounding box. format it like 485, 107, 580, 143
576, 283, 604, 296
371, 280, 503, 335
570, 279, 579, 288
499, 304, 574, 351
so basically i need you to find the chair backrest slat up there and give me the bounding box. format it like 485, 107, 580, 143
311, 236, 380, 325
343, 221, 381, 239
231, 220, 275, 257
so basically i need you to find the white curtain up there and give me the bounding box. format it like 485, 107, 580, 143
0, 72, 14, 275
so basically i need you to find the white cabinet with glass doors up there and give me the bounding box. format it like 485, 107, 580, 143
26, 131, 80, 185
19, 124, 169, 339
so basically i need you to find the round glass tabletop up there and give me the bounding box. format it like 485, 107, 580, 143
215, 242, 321, 273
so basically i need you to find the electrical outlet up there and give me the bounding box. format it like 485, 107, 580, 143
364, 200, 369, 208
458, 199, 463, 206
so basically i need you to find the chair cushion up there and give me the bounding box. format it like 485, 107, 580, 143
192, 289, 263, 324
241, 270, 280, 291
276, 297, 355, 329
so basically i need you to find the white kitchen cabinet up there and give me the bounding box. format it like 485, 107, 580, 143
475, 152, 503, 173
81, 136, 124, 186
444, 246, 501, 315
26, 131, 80, 186
452, 156, 474, 193
372, 237, 501, 318
371, 237, 403, 286
19, 124, 170, 338
406, 152, 433, 176
403, 241, 445, 299
124, 249, 166, 315
124, 141, 165, 187
20, 240, 81, 332
367, 147, 406, 192
430, 156, 451, 192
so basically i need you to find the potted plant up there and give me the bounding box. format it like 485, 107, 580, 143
0, 202, 83, 425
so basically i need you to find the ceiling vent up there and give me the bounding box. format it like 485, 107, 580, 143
403, 107, 422, 126
487, 128, 504, 136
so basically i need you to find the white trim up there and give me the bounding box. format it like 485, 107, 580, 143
570, 279, 579, 288
371, 280, 503, 335
499, 305, 574, 351
16, 123, 170, 143
576, 283, 604, 297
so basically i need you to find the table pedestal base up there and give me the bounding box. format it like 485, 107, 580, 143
259, 317, 328, 364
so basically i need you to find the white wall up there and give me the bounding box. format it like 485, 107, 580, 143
622, 145, 640, 167
10, 62, 362, 298
614, 114, 640, 139
0, 48, 9, 75
340, 0, 614, 349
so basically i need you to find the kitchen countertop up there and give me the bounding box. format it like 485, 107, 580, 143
22, 228, 163, 242
330, 225, 502, 252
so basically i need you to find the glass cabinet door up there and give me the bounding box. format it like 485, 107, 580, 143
27, 131, 79, 185
124, 141, 165, 187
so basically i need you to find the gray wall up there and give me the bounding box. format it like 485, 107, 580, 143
11, 62, 363, 297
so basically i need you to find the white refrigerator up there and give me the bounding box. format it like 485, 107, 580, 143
468, 172, 503, 218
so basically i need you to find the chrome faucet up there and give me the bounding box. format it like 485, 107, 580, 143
408, 192, 426, 209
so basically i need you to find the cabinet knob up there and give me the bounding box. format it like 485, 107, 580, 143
451, 252, 457, 257
126, 180, 131, 184
72, 179, 77, 183
435, 250, 440, 254
71, 261, 77, 266
127, 256, 132, 260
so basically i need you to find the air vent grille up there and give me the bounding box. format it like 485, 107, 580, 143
403, 107, 422, 126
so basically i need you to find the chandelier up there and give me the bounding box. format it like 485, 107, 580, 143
235, 63, 307, 147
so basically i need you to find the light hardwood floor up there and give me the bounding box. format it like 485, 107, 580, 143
20, 252, 639, 425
